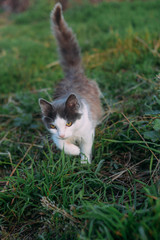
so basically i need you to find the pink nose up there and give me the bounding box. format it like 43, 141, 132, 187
59, 134, 65, 139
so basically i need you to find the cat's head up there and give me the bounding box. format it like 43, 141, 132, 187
39, 94, 82, 139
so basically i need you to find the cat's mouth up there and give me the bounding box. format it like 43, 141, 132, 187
57, 136, 68, 140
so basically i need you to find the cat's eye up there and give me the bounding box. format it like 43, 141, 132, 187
50, 124, 56, 129
66, 122, 72, 127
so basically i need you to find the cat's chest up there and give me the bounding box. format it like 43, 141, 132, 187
66, 135, 82, 145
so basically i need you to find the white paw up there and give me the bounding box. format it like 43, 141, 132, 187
64, 144, 80, 156
71, 145, 80, 155
81, 154, 91, 164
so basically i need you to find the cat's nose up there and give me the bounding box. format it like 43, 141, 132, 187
59, 134, 65, 139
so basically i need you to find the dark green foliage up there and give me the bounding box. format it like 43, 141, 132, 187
0, 0, 160, 239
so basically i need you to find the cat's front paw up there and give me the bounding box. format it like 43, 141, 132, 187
81, 154, 91, 164
64, 144, 80, 156
71, 145, 80, 155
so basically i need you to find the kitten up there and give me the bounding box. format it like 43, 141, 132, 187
39, 3, 103, 163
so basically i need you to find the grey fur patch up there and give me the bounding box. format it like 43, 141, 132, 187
39, 98, 56, 120
54, 3, 61, 26
40, 94, 82, 127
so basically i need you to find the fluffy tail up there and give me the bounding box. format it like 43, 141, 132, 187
51, 3, 83, 78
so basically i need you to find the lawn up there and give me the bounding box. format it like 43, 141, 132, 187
0, 0, 160, 239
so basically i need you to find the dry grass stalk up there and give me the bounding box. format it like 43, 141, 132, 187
122, 113, 160, 181
41, 196, 81, 224
2, 143, 33, 190
135, 36, 160, 58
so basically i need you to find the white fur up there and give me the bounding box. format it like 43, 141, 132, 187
49, 102, 95, 164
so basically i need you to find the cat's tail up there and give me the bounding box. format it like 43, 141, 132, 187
51, 3, 83, 78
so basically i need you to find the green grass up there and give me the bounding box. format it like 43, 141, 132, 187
0, 0, 160, 239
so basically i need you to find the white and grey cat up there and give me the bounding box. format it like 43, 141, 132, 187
39, 3, 103, 163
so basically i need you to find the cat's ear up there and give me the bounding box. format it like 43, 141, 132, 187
39, 98, 54, 116
65, 94, 80, 112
